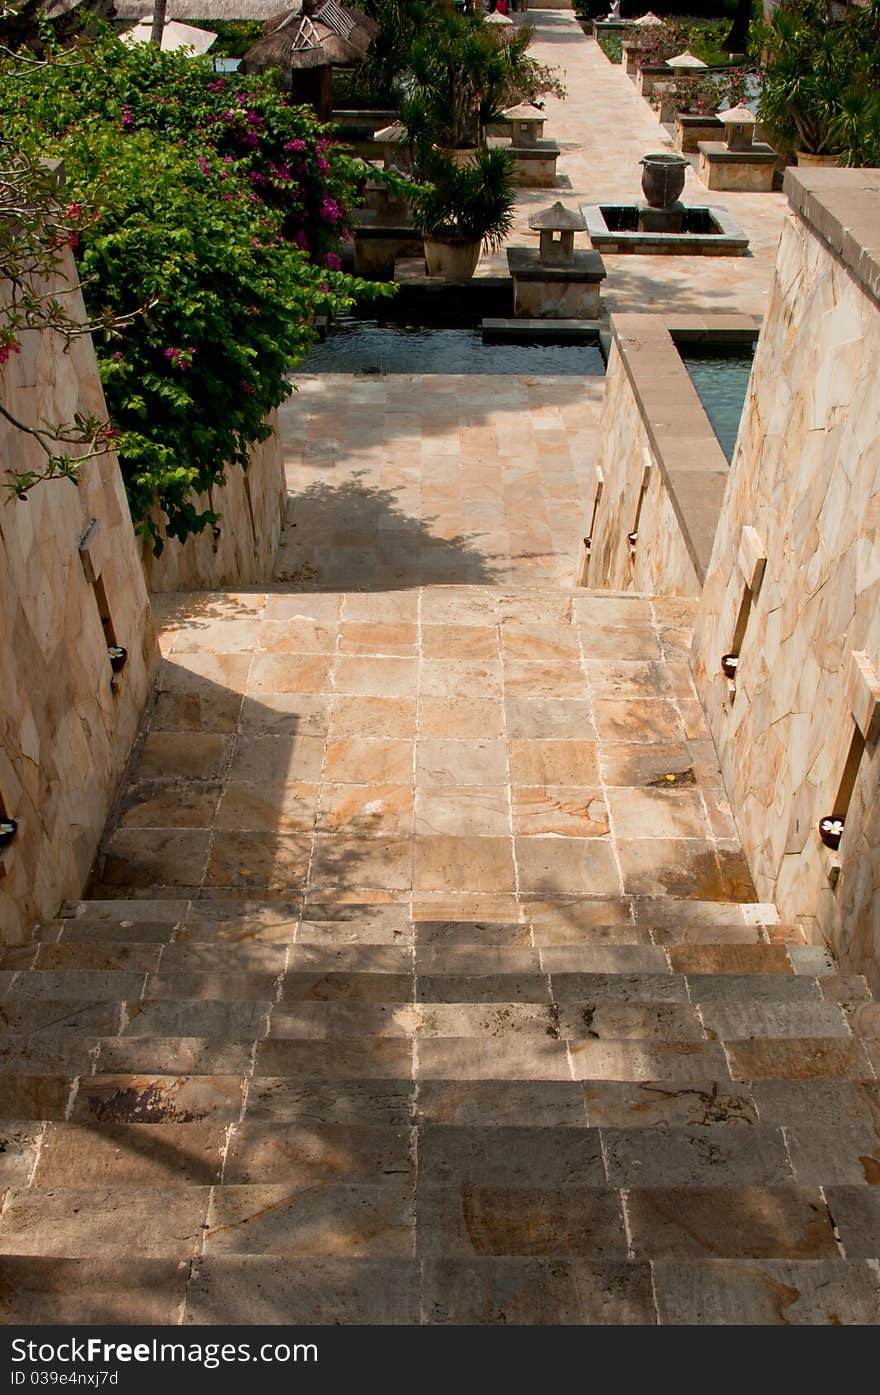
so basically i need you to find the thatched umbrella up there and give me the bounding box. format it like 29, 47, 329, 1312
122, 15, 218, 52
114, 1, 281, 16
240, 1, 378, 116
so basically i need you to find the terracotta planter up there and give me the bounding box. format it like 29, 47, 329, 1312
423, 238, 481, 279
639, 152, 689, 208
795, 150, 840, 167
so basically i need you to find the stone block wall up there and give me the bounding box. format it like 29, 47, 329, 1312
0, 247, 159, 942
692, 169, 880, 992
582, 314, 755, 597
141, 418, 286, 592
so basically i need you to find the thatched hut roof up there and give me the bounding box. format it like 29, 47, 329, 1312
113, 0, 284, 19
240, 1, 376, 73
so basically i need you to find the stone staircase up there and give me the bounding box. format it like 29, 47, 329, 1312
0, 893, 877, 1324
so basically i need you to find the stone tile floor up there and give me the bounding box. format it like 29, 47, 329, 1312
99, 588, 750, 910
275, 376, 603, 591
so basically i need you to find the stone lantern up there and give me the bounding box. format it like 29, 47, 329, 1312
719, 104, 757, 152
633, 12, 664, 24
490, 104, 561, 187
502, 103, 546, 147
506, 200, 606, 319
697, 103, 777, 192
531, 201, 586, 267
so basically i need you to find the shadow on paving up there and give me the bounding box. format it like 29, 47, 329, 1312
275, 474, 506, 590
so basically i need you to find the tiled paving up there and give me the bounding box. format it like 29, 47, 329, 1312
275, 376, 603, 590
1, 589, 876, 1325
93, 589, 747, 908
0, 14, 877, 1329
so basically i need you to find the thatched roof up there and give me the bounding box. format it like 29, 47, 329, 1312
122, 16, 218, 51
113, 0, 283, 18
241, 2, 376, 74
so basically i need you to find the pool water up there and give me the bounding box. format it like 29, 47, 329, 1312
297, 321, 606, 376
679, 345, 756, 462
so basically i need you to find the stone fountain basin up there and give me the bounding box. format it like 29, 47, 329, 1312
581, 203, 749, 255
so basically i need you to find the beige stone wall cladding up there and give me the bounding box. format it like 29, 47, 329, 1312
584, 315, 739, 598
0, 249, 158, 942
142, 416, 285, 592
692, 171, 880, 993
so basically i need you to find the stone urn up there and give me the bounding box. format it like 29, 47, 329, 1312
639, 153, 689, 208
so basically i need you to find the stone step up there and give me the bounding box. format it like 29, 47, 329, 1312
2, 1022, 871, 1079
266, 1000, 712, 1040
2, 1073, 878, 1131
0, 1180, 863, 1264
0, 949, 816, 1003
0, 1251, 875, 1325
2, 1113, 878, 1195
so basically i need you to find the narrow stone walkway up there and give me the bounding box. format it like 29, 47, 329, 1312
481, 15, 788, 319
0, 584, 877, 1323
0, 11, 877, 1329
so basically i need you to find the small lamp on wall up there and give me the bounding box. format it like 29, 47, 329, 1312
818, 816, 844, 852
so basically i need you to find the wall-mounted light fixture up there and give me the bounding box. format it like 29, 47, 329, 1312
721, 524, 767, 699
627, 448, 653, 557
818, 816, 844, 851
818, 651, 880, 876
576, 465, 604, 586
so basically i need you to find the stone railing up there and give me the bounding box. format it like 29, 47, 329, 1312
578, 311, 759, 597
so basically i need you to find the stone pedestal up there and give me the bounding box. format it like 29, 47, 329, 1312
636, 64, 671, 98
674, 113, 723, 153
488, 136, 561, 188
373, 123, 412, 172
507, 246, 606, 319
637, 202, 685, 233
653, 83, 678, 124
352, 212, 423, 279
622, 41, 643, 76
697, 142, 778, 192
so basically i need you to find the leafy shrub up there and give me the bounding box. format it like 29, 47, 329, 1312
195, 19, 264, 59
755, 0, 880, 162
630, 19, 745, 67
597, 31, 624, 64
650, 66, 748, 115
414, 146, 515, 249
0, 34, 389, 548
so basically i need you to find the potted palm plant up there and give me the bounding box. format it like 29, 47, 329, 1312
399, 9, 563, 161
413, 146, 515, 280
755, 0, 880, 165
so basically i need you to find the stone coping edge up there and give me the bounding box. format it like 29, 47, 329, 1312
581, 203, 749, 255
610, 311, 761, 583
784, 167, 880, 309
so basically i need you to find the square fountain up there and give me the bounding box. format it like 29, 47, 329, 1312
581, 151, 750, 255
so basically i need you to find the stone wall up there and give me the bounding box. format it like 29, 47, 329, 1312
692, 169, 880, 993
0, 247, 158, 943
582, 314, 758, 598
141, 417, 286, 592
